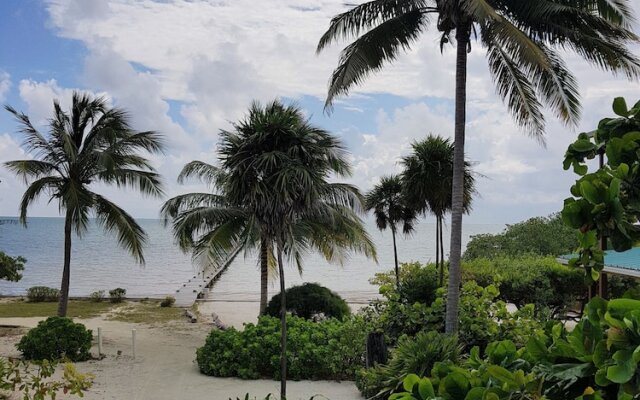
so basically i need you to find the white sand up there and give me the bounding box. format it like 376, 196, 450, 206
0, 304, 362, 400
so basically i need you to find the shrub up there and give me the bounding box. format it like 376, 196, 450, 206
265, 283, 350, 320
196, 315, 369, 380
26, 286, 60, 303
0, 251, 25, 282
17, 317, 93, 361
160, 296, 175, 308
462, 256, 586, 315
88, 290, 105, 302
355, 331, 462, 399
0, 358, 93, 398
370, 262, 440, 306
109, 288, 126, 303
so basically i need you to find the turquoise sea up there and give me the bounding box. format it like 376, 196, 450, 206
0, 217, 503, 302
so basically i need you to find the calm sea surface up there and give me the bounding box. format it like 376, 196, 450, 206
0, 217, 503, 302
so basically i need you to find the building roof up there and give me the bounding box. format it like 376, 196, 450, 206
558, 247, 640, 278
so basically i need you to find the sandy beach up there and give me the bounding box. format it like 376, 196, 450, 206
0, 301, 362, 400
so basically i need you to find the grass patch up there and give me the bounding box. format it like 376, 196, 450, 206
0, 299, 114, 318
108, 301, 183, 324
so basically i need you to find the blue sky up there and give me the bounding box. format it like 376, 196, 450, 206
0, 0, 639, 225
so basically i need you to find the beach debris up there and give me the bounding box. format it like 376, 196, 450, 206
211, 313, 227, 330
184, 309, 198, 323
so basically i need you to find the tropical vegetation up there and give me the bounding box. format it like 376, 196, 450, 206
318, 0, 640, 334
264, 283, 350, 321
17, 317, 93, 362
0, 251, 25, 282
3, 92, 165, 316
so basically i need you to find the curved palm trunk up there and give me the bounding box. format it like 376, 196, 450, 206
391, 226, 400, 291
58, 209, 72, 317
439, 216, 445, 285
438, 215, 444, 287
445, 26, 470, 334
277, 244, 287, 400
259, 238, 269, 315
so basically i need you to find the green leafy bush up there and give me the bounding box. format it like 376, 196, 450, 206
463, 213, 578, 259
109, 288, 126, 303
17, 317, 93, 361
196, 315, 369, 380
265, 283, 350, 320
160, 296, 175, 307
462, 256, 586, 315
89, 290, 105, 302
0, 251, 25, 282
371, 262, 440, 306
26, 286, 60, 303
356, 331, 462, 399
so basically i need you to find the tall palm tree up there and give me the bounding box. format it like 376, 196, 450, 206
3, 92, 165, 316
401, 135, 476, 286
167, 100, 375, 399
365, 175, 416, 290
317, 0, 639, 333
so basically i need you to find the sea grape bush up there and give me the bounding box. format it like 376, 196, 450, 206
265, 283, 350, 320
562, 97, 640, 283
197, 315, 369, 380
371, 262, 441, 306
0, 358, 93, 400
17, 317, 93, 362
389, 297, 640, 400
109, 287, 126, 303
26, 286, 60, 303
0, 251, 25, 282
89, 290, 105, 302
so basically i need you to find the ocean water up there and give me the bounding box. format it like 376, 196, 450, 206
0, 217, 503, 301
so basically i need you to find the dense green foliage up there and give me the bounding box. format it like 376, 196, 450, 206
196, 315, 368, 380
356, 331, 462, 399
17, 317, 93, 362
89, 290, 105, 302
562, 98, 640, 282
462, 256, 586, 315
26, 286, 61, 303
265, 283, 350, 320
109, 288, 126, 303
371, 262, 441, 306
391, 297, 640, 400
0, 251, 25, 282
464, 213, 578, 259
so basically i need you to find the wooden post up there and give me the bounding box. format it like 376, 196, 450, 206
132, 329, 137, 359
366, 332, 388, 368
97, 327, 103, 356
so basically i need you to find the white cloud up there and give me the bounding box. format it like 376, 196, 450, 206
0, 72, 11, 103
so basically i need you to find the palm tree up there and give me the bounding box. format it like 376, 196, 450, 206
401, 135, 476, 286
365, 175, 416, 290
165, 100, 375, 399
3, 92, 165, 316
317, 0, 639, 333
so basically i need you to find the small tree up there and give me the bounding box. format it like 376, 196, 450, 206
0, 251, 25, 282
562, 97, 640, 282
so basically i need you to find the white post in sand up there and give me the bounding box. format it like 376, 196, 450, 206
132, 329, 137, 359
97, 327, 103, 355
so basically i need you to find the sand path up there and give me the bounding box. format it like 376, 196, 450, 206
0, 310, 361, 400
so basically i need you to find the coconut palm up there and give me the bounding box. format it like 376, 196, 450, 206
317, 0, 639, 333
3, 92, 165, 316
401, 135, 476, 286
165, 100, 375, 399
365, 175, 416, 290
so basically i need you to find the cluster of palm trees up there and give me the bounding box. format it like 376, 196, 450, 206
365, 135, 475, 291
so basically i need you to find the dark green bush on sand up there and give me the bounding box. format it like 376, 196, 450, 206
196, 315, 369, 380
109, 287, 126, 303
17, 317, 92, 361
26, 286, 60, 303
265, 283, 350, 320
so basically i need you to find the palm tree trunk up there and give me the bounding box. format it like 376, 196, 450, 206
392, 226, 400, 291
58, 209, 72, 317
277, 243, 287, 400
435, 218, 440, 279
438, 216, 444, 287
438, 217, 444, 287
259, 238, 269, 315
445, 24, 470, 334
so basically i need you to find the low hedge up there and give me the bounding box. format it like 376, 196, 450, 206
26, 286, 60, 303
196, 315, 369, 380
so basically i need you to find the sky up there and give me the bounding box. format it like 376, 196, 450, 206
0, 0, 639, 225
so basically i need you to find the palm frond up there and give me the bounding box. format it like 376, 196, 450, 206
93, 193, 147, 264
98, 168, 164, 198
18, 176, 63, 225
4, 160, 60, 182
177, 161, 225, 187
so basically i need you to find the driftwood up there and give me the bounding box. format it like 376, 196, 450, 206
211, 312, 227, 330
184, 310, 198, 323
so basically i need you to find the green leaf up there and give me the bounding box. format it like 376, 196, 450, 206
463, 387, 485, 400
575, 163, 588, 176
609, 178, 621, 201
403, 374, 421, 392
580, 180, 604, 204
606, 349, 635, 383
571, 139, 596, 152
487, 365, 516, 386
418, 378, 435, 399
613, 97, 629, 117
